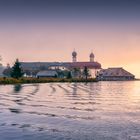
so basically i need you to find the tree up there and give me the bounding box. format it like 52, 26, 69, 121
73, 68, 81, 78
67, 71, 72, 79
57, 70, 70, 78
3, 65, 12, 77
11, 59, 24, 79
57, 70, 64, 78
83, 66, 89, 80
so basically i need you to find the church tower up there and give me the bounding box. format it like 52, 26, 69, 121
72, 50, 77, 62
89, 52, 94, 62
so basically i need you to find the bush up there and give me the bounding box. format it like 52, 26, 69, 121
0, 77, 97, 85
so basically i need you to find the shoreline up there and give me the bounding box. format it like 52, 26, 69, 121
0, 77, 98, 85
0, 77, 138, 85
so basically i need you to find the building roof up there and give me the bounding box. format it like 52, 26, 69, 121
99, 67, 135, 77
37, 70, 58, 77
67, 62, 101, 69
21, 62, 66, 70
21, 61, 101, 70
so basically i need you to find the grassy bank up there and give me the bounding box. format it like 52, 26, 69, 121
0, 77, 98, 85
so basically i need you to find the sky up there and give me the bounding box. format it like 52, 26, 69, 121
0, 0, 140, 78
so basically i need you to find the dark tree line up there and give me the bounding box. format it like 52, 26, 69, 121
3, 59, 24, 79
11, 59, 24, 79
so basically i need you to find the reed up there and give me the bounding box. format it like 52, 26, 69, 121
0, 77, 98, 85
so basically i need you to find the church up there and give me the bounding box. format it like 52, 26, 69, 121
67, 51, 101, 78
20, 51, 102, 78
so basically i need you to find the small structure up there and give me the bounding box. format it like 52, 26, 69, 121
97, 67, 135, 81
0, 66, 5, 77
36, 70, 58, 78
0, 56, 5, 77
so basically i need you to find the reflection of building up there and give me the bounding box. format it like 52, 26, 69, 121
97, 67, 135, 81
21, 51, 102, 78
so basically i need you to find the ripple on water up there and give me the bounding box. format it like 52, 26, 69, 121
0, 82, 140, 140
9, 108, 22, 114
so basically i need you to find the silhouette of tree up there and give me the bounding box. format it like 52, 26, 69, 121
11, 59, 24, 79
83, 66, 89, 80
67, 71, 72, 79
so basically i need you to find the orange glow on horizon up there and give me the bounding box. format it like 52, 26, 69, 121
0, 24, 140, 78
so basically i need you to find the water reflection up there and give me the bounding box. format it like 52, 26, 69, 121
72, 83, 78, 96
13, 84, 40, 94
0, 82, 140, 140
29, 84, 40, 95
13, 84, 22, 93
9, 108, 22, 114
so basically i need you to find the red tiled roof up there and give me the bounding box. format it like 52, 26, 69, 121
68, 62, 101, 69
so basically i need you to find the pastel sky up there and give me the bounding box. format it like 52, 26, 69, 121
0, 0, 140, 78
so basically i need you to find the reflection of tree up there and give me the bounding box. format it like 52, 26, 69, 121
14, 84, 22, 93
13, 84, 40, 94
72, 83, 78, 96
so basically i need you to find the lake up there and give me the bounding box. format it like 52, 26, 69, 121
0, 81, 140, 140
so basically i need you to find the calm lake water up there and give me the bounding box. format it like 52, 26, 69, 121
0, 81, 140, 140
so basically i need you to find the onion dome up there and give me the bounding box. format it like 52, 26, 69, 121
90, 52, 94, 58
72, 51, 77, 57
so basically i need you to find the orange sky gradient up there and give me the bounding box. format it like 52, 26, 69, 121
0, 22, 140, 78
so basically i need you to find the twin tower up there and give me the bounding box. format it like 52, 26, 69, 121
72, 51, 95, 62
